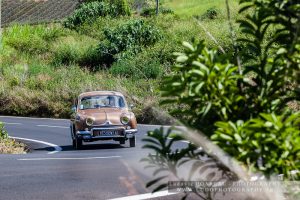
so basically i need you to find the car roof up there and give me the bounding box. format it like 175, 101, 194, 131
79, 91, 124, 98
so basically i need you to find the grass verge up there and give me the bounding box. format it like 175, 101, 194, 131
0, 122, 27, 154
0, 138, 28, 154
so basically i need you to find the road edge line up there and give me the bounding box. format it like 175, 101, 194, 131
18, 156, 121, 161
9, 136, 62, 154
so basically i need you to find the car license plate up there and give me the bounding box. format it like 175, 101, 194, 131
93, 130, 119, 136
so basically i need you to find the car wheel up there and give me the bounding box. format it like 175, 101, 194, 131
129, 136, 136, 147
74, 138, 83, 150
119, 139, 125, 145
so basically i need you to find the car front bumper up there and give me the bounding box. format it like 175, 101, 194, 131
76, 128, 137, 140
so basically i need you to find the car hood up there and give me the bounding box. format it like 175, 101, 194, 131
78, 108, 129, 125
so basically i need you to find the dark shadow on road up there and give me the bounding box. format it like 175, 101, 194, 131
34, 143, 126, 152
33, 146, 56, 152
61, 143, 126, 151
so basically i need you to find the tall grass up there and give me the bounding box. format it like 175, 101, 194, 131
3, 24, 66, 54
51, 35, 98, 66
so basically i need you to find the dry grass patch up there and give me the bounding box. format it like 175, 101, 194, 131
0, 138, 27, 154
0, 122, 27, 154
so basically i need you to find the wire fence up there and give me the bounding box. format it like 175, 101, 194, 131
1, 0, 80, 27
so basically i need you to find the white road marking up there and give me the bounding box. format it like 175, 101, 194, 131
9, 136, 62, 154
108, 190, 177, 200
2, 122, 22, 125
36, 125, 69, 129
18, 156, 121, 161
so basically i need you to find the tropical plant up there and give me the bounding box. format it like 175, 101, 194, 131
212, 112, 300, 179
161, 40, 244, 134
143, 0, 300, 197
237, 0, 300, 116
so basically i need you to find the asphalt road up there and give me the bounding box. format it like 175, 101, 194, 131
0, 116, 189, 200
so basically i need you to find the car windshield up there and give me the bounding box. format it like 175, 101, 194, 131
79, 95, 126, 110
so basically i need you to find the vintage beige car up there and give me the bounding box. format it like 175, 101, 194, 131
70, 91, 138, 149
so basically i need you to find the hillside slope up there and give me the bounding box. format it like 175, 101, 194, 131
0, 0, 239, 122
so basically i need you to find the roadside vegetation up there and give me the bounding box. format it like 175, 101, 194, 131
0, 0, 239, 123
0, 122, 27, 154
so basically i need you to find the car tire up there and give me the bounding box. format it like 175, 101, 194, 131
129, 136, 136, 147
120, 139, 125, 145
74, 138, 83, 150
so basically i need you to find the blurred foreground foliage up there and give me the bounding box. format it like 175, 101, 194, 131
143, 0, 300, 198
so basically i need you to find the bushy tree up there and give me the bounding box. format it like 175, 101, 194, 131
64, 0, 131, 29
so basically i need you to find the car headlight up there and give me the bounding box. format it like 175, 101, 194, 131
86, 117, 95, 126
121, 115, 130, 125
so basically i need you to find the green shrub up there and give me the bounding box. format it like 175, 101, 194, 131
97, 19, 162, 66
199, 7, 219, 20
64, 0, 131, 30
0, 122, 8, 139
212, 112, 300, 178
64, 2, 111, 29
